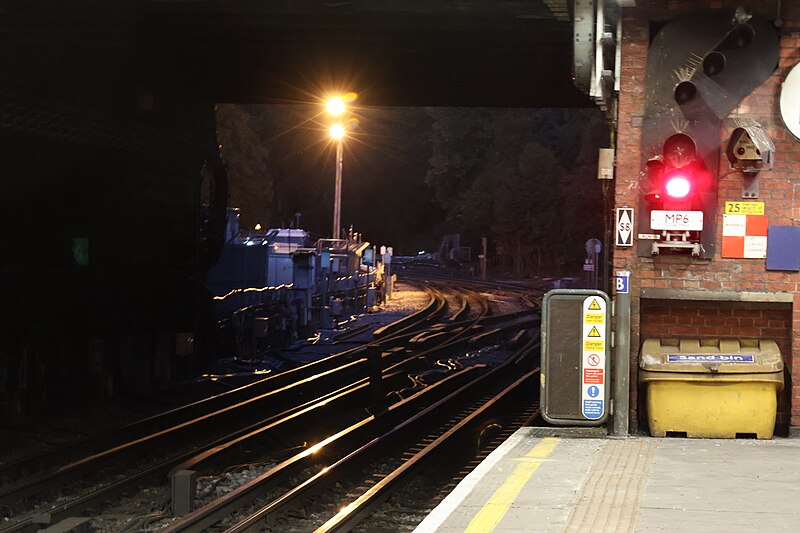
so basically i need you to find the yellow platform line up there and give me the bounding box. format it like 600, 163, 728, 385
465, 437, 560, 533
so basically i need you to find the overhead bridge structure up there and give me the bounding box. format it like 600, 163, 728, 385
0, 0, 589, 107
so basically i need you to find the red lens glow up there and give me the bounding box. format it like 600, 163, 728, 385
664, 172, 691, 199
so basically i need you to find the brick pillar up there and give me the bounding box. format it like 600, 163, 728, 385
614, 6, 649, 427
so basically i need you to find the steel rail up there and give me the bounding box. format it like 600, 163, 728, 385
400, 268, 550, 301
0, 357, 381, 509
0, 325, 449, 511
219, 339, 540, 532
315, 369, 540, 532
0, 284, 439, 485
4, 289, 481, 532
160, 366, 485, 533
331, 323, 373, 343
446, 287, 470, 321
372, 286, 447, 338
0, 374, 274, 482
0, 370, 408, 533
177, 307, 534, 483
0, 288, 446, 505
413, 284, 492, 352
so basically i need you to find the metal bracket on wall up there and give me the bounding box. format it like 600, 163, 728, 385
651, 231, 701, 256
651, 240, 701, 256
742, 174, 759, 199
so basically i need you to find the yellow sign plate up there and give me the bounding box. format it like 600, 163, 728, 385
584, 313, 604, 325
584, 340, 604, 351
725, 201, 764, 215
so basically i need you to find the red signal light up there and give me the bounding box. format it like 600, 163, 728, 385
641, 135, 708, 209
664, 170, 692, 199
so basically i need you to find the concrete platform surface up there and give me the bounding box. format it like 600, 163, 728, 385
414, 427, 800, 533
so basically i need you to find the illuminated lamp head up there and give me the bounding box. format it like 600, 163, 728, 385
660, 133, 698, 200
664, 169, 692, 199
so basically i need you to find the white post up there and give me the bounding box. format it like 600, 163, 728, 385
332, 139, 343, 240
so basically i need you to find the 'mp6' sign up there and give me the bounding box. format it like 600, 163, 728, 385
650, 210, 704, 231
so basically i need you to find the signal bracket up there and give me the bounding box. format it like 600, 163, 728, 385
742, 174, 759, 199
651, 231, 701, 257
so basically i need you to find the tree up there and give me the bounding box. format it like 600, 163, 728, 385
216, 104, 273, 231
425, 107, 607, 275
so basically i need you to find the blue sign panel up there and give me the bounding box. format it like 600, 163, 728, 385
615, 272, 630, 294
668, 354, 755, 363
582, 400, 604, 420
766, 225, 800, 271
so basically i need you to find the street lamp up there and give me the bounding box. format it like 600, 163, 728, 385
326, 97, 346, 117
325, 94, 355, 240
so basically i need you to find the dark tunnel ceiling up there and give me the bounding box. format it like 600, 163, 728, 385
0, 1, 591, 107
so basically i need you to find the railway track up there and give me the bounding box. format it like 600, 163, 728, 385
400, 265, 553, 307
1, 279, 542, 532
164, 338, 541, 532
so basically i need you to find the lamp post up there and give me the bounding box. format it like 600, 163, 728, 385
329, 123, 345, 240
326, 97, 347, 240
326, 95, 353, 241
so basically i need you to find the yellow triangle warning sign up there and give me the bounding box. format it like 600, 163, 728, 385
588, 299, 602, 311
588, 326, 601, 338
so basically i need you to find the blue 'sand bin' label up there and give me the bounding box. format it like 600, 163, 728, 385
667, 354, 755, 363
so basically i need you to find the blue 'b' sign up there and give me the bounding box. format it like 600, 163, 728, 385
615, 272, 630, 294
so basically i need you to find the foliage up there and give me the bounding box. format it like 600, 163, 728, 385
215, 104, 274, 231
424, 108, 608, 275
215, 104, 608, 271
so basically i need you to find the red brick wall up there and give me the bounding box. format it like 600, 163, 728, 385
614, 7, 648, 425
641, 302, 792, 348
615, 1, 800, 429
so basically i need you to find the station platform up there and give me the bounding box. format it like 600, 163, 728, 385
414, 427, 800, 532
